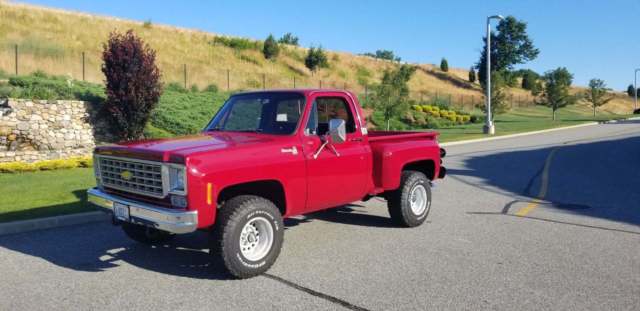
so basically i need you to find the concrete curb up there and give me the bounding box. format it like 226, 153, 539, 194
0, 211, 109, 236
438, 118, 638, 147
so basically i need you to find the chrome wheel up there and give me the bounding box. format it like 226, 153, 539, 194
409, 184, 428, 215
239, 216, 274, 261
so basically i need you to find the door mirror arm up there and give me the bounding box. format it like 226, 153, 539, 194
312, 118, 346, 159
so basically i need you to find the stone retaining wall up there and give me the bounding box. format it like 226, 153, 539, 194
0, 98, 106, 163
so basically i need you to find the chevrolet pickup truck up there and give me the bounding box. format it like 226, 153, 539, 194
88, 89, 446, 278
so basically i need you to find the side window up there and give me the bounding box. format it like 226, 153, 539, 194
307, 97, 356, 135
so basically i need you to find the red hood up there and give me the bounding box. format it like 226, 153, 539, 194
95, 132, 277, 163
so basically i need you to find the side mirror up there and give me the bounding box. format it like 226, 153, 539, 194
328, 119, 346, 144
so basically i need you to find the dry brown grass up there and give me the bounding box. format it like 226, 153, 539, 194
0, 2, 634, 114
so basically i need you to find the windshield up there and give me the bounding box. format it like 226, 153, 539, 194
205, 92, 306, 135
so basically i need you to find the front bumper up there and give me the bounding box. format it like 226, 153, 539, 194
87, 188, 198, 234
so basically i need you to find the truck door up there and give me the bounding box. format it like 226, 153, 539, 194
301, 94, 369, 211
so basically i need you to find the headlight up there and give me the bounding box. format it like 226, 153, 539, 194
168, 165, 186, 194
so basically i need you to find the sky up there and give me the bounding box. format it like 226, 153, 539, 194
20, 0, 640, 90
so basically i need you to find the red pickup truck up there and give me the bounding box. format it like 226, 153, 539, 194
88, 89, 446, 278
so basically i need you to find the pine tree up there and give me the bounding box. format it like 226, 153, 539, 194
468, 67, 476, 83
263, 34, 280, 60
440, 58, 449, 72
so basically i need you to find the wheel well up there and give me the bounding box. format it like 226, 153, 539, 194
402, 160, 435, 180
217, 180, 286, 215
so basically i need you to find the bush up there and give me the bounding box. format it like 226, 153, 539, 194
263, 34, 280, 60
462, 115, 471, 123
102, 29, 162, 140
0, 157, 92, 173
190, 84, 199, 92
204, 84, 219, 93
414, 105, 423, 112
456, 116, 464, 123
3, 72, 104, 103
305, 46, 329, 73
447, 115, 457, 122
211, 36, 261, 50
440, 58, 449, 72
430, 111, 440, 118
278, 33, 299, 46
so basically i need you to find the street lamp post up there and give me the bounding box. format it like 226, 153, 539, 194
634, 69, 639, 111
484, 15, 504, 135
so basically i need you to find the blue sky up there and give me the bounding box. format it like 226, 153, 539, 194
21, 0, 640, 90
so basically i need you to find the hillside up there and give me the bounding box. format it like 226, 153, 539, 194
0, 1, 634, 114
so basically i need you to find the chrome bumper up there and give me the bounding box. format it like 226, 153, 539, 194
87, 188, 198, 234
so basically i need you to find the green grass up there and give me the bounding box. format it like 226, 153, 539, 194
0, 168, 96, 223
437, 105, 630, 142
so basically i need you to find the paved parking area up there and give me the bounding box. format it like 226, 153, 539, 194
1, 121, 639, 310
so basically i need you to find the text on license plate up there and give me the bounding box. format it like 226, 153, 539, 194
114, 202, 130, 221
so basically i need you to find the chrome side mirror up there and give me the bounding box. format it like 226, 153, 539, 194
328, 119, 346, 144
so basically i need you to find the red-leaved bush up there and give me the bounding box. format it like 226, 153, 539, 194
102, 30, 162, 140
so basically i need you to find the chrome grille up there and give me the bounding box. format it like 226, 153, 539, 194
97, 156, 165, 198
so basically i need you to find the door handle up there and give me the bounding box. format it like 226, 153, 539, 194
281, 146, 298, 155
350, 137, 363, 142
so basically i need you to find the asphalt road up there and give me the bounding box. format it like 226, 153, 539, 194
1, 121, 639, 310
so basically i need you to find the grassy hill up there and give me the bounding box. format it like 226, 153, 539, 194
1, 1, 634, 115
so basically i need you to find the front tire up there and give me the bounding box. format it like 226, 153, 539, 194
211, 195, 284, 279
122, 222, 175, 245
387, 170, 432, 227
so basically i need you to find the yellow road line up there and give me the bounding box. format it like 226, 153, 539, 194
515, 148, 559, 216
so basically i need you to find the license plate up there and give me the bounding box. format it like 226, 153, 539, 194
114, 202, 130, 221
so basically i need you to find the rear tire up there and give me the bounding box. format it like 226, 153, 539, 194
122, 222, 175, 245
210, 195, 284, 279
387, 170, 432, 227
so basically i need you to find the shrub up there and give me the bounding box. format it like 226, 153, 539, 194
212, 36, 261, 50
4, 72, 104, 102
263, 34, 280, 60
440, 58, 449, 72
0, 157, 92, 173
421, 105, 431, 111
278, 33, 299, 46
462, 115, 471, 123
204, 84, 219, 93
304, 46, 329, 73
456, 116, 464, 123
102, 29, 163, 140
430, 111, 440, 118
190, 84, 199, 92
414, 105, 423, 112
447, 115, 457, 122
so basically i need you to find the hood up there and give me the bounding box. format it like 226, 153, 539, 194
95, 132, 278, 163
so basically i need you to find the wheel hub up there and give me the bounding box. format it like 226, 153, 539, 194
239, 217, 274, 261
409, 184, 428, 215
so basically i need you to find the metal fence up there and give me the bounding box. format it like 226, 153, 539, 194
0, 43, 538, 113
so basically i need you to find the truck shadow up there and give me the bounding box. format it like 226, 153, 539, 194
448, 129, 640, 227
0, 204, 397, 279
285, 205, 398, 228
0, 222, 233, 280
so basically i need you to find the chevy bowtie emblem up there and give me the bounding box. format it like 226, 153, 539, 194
120, 170, 133, 181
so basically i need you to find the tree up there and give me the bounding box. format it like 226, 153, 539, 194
521, 69, 539, 90
476, 16, 539, 87
480, 71, 509, 120
468, 67, 476, 83
304, 46, 329, 73
440, 58, 449, 72
370, 65, 416, 129
263, 34, 280, 60
102, 30, 162, 140
277, 33, 299, 46
539, 67, 575, 121
627, 84, 637, 98
362, 49, 401, 62
584, 79, 614, 116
